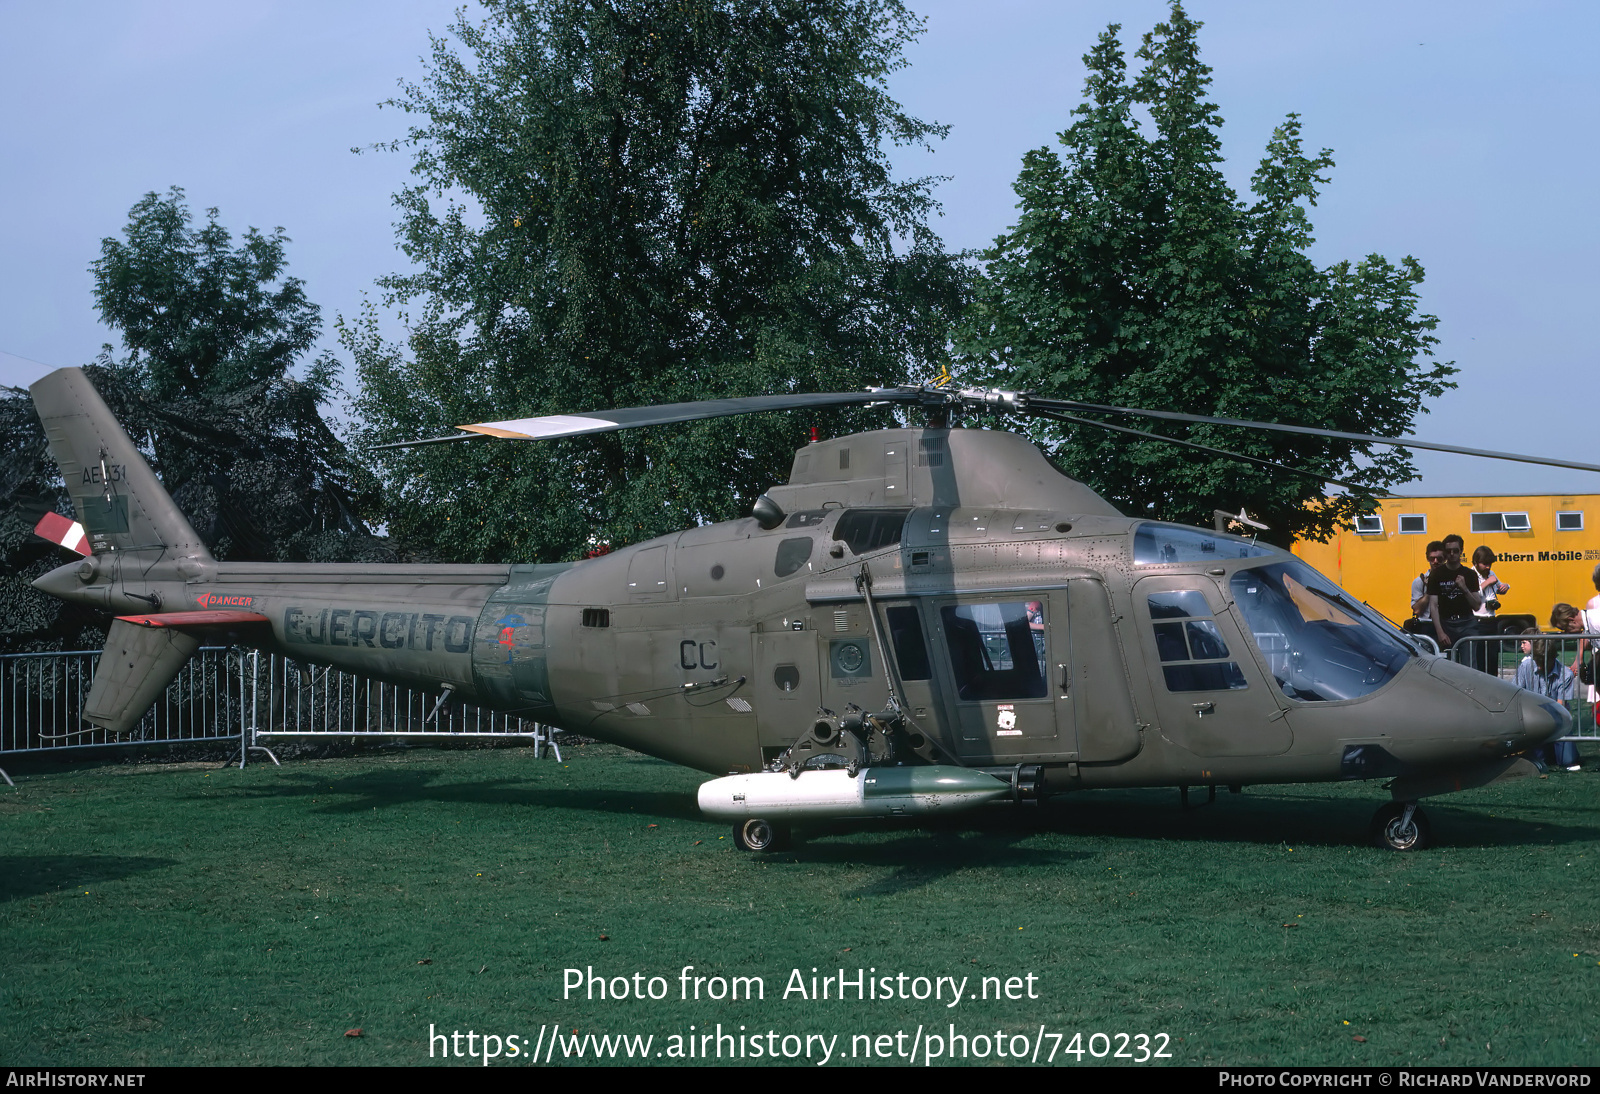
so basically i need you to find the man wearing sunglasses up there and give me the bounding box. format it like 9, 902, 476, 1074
1408, 540, 1446, 635
1428, 533, 1486, 667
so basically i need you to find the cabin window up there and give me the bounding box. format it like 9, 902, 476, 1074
1145, 591, 1248, 692
884, 605, 932, 681
940, 601, 1047, 701
773, 537, 813, 578
1353, 515, 1383, 535
833, 508, 910, 555
1397, 514, 1427, 534
1558, 511, 1584, 531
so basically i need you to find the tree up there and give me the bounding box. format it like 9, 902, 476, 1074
0, 384, 108, 652
92, 189, 323, 400
87, 189, 388, 565
347, 0, 969, 563
2, 190, 390, 651
954, 4, 1455, 545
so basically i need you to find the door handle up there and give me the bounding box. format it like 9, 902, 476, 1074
1192, 702, 1215, 717
1057, 664, 1070, 692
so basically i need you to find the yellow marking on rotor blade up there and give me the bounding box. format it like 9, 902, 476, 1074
459, 414, 620, 439
460, 424, 539, 439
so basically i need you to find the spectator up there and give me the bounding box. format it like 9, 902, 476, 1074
1408, 541, 1445, 635
1516, 627, 1579, 771
1428, 534, 1484, 665
1553, 602, 1598, 754
1583, 565, 1600, 725
1472, 546, 1508, 621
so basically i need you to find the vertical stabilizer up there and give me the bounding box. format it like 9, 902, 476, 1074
28, 368, 210, 561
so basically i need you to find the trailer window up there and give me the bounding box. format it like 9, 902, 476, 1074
1470, 511, 1531, 533
1558, 511, 1584, 531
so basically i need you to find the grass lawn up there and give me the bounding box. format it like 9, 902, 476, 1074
3, 742, 1599, 1067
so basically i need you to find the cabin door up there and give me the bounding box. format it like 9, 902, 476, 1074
926, 593, 1063, 763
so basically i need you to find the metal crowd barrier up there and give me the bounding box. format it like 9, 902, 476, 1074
0, 647, 563, 770
1, 647, 247, 755
1446, 631, 1600, 740
240, 649, 561, 766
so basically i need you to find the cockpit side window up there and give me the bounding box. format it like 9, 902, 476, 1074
1145, 591, 1248, 692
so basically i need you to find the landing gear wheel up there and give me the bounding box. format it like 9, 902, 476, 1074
1370, 801, 1431, 851
732, 817, 791, 853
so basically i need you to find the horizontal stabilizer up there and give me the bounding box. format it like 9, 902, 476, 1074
117, 610, 270, 628
84, 618, 201, 735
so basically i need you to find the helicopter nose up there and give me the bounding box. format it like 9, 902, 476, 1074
1518, 692, 1572, 747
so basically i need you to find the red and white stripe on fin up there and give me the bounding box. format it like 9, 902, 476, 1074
34, 512, 90, 556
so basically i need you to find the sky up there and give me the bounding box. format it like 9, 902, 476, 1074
2, 0, 1595, 497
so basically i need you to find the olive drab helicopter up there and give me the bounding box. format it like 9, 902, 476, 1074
29, 368, 1600, 853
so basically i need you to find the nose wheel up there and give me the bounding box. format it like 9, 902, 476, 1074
732, 817, 791, 853
1370, 800, 1431, 851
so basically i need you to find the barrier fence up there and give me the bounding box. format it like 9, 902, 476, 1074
0, 647, 562, 769
1, 647, 247, 756
1446, 631, 1600, 740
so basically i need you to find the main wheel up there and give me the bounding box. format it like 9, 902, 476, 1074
1370, 801, 1431, 851
732, 817, 791, 853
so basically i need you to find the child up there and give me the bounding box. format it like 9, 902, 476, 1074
1516, 628, 1580, 770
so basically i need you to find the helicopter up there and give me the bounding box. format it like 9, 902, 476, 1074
28, 367, 1596, 853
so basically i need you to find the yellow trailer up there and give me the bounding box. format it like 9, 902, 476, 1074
1292, 494, 1600, 632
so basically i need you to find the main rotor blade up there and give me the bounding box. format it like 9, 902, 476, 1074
372, 389, 923, 450
1032, 409, 1388, 495
1028, 398, 1600, 475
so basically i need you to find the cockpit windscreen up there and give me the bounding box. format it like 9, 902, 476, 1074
1231, 560, 1413, 702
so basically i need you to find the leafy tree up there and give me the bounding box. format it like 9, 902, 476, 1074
1, 190, 390, 655
92, 189, 323, 400
0, 384, 108, 652
87, 189, 388, 565
955, 4, 1455, 545
347, 0, 969, 563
